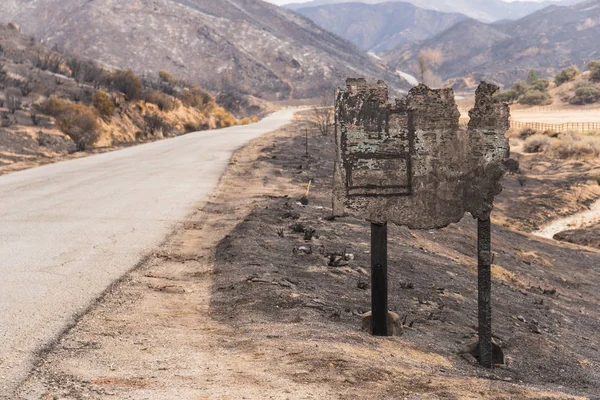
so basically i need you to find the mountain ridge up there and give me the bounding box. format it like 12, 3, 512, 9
295, 2, 469, 52
0, 0, 408, 100
383, 0, 600, 90
287, 0, 585, 23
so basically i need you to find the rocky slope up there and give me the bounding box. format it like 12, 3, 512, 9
0, 0, 406, 101
295, 2, 468, 52
287, 0, 584, 23
384, 0, 600, 90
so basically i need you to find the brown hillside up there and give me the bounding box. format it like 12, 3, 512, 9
0, 0, 408, 101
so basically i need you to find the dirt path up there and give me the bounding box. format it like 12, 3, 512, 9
534, 198, 600, 239
501, 137, 600, 241
16, 114, 600, 399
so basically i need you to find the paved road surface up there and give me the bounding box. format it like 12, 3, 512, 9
0, 109, 297, 397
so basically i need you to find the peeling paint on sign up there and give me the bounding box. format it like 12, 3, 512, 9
333, 78, 510, 229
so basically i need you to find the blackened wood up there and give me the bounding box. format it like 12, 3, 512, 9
371, 221, 389, 336
306, 129, 309, 157
478, 216, 493, 368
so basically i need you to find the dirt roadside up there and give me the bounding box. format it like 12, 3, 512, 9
16, 113, 600, 399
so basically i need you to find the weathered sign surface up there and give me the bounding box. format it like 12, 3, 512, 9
333, 79, 510, 229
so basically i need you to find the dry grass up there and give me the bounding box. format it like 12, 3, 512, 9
523, 133, 550, 153
547, 131, 600, 159
491, 264, 527, 288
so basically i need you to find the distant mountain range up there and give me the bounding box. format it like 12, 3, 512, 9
295, 2, 468, 52
287, 0, 585, 23
0, 0, 408, 100
384, 0, 600, 90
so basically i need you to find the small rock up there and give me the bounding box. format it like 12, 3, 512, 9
357, 280, 369, 290
304, 227, 316, 241
517, 315, 526, 323
361, 311, 403, 336
399, 280, 414, 289
460, 339, 505, 366
297, 246, 312, 255
291, 222, 305, 233
345, 253, 355, 260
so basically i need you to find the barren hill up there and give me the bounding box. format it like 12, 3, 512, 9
384, 0, 600, 90
0, 0, 406, 101
294, 2, 468, 52
287, 0, 584, 23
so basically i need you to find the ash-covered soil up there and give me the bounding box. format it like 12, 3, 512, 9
494, 148, 600, 233
554, 226, 600, 248
209, 118, 600, 397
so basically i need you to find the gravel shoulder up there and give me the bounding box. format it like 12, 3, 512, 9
16, 113, 600, 399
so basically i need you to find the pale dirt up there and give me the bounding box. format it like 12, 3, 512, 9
534, 198, 600, 239
493, 142, 600, 233
510, 110, 600, 124
15, 114, 599, 399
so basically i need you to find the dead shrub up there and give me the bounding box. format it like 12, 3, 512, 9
33, 49, 64, 74
159, 69, 175, 84
547, 131, 600, 159
523, 134, 550, 153
40, 96, 100, 150
145, 90, 176, 112
81, 60, 106, 87
5, 87, 22, 114
518, 127, 537, 139
183, 121, 205, 133
213, 106, 237, 128
178, 85, 214, 111
143, 112, 173, 137
313, 96, 333, 135
92, 90, 115, 118
106, 69, 143, 100
238, 116, 258, 125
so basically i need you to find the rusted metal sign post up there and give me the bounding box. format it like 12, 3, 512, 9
478, 215, 493, 368
371, 221, 388, 336
333, 79, 509, 365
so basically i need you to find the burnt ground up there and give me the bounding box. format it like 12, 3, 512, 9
555, 227, 600, 248
494, 148, 600, 233
0, 110, 76, 174
17, 113, 600, 399
209, 118, 600, 397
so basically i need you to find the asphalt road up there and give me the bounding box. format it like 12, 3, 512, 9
0, 109, 297, 397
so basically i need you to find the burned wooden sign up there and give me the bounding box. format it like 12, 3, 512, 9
333, 78, 510, 229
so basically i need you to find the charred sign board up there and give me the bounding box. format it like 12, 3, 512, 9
333, 79, 510, 229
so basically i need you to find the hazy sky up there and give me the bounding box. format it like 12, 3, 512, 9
265, 0, 555, 4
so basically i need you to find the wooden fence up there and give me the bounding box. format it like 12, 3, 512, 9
510, 121, 600, 133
